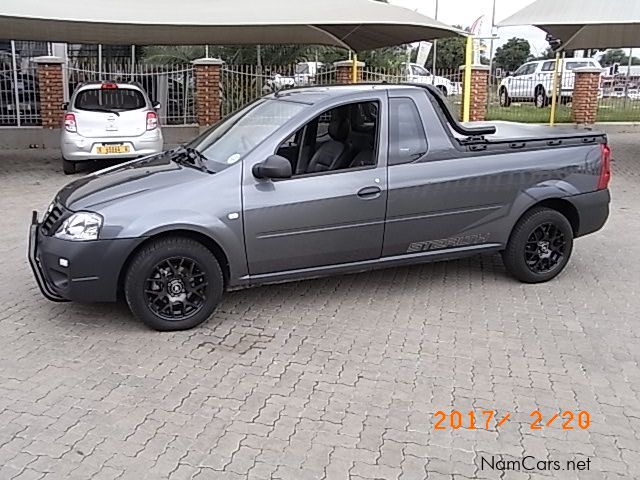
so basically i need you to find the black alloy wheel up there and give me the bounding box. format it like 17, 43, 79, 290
524, 223, 566, 274
145, 256, 208, 320
125, 237, 224, 331
502, 207, 574, 283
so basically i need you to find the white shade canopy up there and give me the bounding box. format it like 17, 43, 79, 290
498, 0, 640, 49
0, 0, 464, 52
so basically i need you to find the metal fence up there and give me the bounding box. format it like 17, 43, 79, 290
220, 64, 338, 116
220, 65, 464, 117
3, 53, 640, 128
0, 61, 41, 126
487, 71, 640, 123
65, 62, 196, 125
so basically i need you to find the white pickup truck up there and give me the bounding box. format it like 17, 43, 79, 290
263, 62, 323, 92
499, 58, 603, 108
400, 63, 460, 97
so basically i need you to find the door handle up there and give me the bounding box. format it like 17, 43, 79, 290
357, 186, 382, 198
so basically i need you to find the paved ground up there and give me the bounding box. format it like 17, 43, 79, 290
0, 135, 639, 480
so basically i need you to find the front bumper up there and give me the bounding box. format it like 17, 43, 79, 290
28, 211, 142, 302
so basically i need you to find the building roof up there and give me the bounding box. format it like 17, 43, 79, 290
0, 0, 464, 52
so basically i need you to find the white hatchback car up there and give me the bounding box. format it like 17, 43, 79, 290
61, 82, 164, 174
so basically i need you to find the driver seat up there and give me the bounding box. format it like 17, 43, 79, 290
306, 111, 351, 173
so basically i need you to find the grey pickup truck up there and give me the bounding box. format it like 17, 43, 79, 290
28, 84, 611, 331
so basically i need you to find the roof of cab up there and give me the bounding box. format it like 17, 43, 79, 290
265, 84, 420, 104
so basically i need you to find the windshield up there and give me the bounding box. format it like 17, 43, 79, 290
75, 88, 146, 112
565, 61, 590, 70
295, 63, 310, 74
189, 99, 308, 171
413, 65, 430, 76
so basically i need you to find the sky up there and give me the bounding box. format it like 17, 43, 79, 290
389, 0, 550, 57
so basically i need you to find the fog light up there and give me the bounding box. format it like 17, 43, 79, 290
59, 258, 69, 268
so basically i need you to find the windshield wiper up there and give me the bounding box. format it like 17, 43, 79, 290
170, 146, 215, 174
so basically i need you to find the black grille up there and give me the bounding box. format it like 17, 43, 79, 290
40, 203, 67, 236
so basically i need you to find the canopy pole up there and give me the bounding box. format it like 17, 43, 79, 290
462, 36, 473, 122
352, 54, 358, 83
549, 51, 561, 126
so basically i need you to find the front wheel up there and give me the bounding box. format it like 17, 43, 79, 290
125, 237, 224, 331
502, 207, 574, 283
499, 88, 511, 107
535, 89, 548, 108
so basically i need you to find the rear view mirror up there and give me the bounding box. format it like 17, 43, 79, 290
252, 155, 292, 180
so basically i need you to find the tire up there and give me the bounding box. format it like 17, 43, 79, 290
124, 236, 224, 331
62, 158, 76, 175
535, 88, 548, 108
499, 88, 511, 107
502, 207, 574, 283
436, 85, 448, 97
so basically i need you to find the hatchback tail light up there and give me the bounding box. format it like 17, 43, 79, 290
597, 143, 612, 190
101, 82, 118, 90
64, 113, 77, 133
146, 111, 158, 131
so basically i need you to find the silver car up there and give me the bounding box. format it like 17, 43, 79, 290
61, 81, 164, 174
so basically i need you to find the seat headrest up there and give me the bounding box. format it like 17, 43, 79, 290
328, 112, 350, 142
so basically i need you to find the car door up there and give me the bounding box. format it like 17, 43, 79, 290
510, 63, 532, 99
382, 91, 507, 258
242, 97, 388, 276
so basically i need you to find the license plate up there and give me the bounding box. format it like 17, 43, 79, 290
97, 144, 130, 154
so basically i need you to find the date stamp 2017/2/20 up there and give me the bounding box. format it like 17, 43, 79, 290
433, 410, 591, 431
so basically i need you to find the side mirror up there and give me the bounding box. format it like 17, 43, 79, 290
61, 102, 69, 110
252, 155, 292, 180
152, 101, 161, 110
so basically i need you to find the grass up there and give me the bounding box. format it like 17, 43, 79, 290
486, 100, 640, 124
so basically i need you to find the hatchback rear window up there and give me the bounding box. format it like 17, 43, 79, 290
75, 88, 146, 111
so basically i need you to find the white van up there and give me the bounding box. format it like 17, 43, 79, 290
498, 58, 603, 108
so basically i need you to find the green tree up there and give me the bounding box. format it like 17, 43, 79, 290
142, 46, 205, 64
599, 48, 640, 66
535, 47, 556, 60
425, 25, 466, 71
494, 37, 532, 73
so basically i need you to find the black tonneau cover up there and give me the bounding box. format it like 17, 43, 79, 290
415, 83, 606, 151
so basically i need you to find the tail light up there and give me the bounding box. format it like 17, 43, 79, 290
64, 113, 77, 133
598, 143, 612, 190
146, 111, 158, 131
101, 82, 118, 89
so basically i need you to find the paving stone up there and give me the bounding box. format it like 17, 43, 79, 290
0, 135, 639, 479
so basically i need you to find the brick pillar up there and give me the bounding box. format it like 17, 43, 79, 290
334, 60, 365, 84
33, 56, 65, 129
459, 65, 489, 122
571, 67, 603, 125
192, 58, 224, 127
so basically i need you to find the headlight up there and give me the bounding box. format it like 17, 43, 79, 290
54, 212, 103, 241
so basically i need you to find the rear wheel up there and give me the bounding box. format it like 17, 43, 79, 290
535, 88, 548, 108
502, 207, 574, 283
436, 85, 448, 97
62, 158, 76, 175
124, 237, 224, 331
499, 88, 511, 107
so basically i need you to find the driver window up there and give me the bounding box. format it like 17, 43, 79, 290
514, 65, 527, 76
275, 101, 380, 176
412, 65, 429, 76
